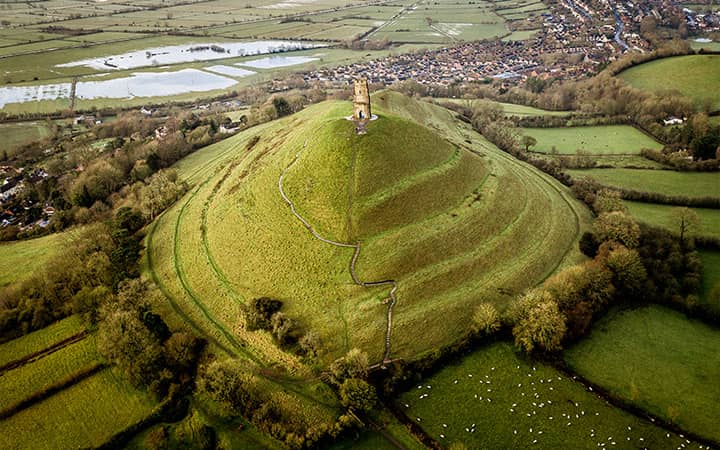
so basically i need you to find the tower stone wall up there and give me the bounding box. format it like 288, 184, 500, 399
352, 79, 371, 122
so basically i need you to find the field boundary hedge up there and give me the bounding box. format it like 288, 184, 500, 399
0, 330, 88, 374
593, 182, 720, 209
94, 394, 189, 450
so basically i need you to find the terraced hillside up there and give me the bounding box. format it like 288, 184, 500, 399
145, 91, 591, 365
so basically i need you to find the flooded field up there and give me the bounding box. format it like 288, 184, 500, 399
238, 55, 318, 69
0, 69, 237, 108
57, 41, 322, 70
204, 65, 256, 78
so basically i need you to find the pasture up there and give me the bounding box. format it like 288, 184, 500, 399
699, 250, 720, 313
624, 201, 720, 239
618, 55, 720, 110
145, 92, 590, 366
432, 97, 571, 117
398, 341, 698, 448
0, 315, 84, 367
369, 0, 508, 43
567, 168, 720, 200
0, 368, 157, 449
0, 230, 71, 288
0, 335, 99, 412
0, 121, 51, 152
565, 305, 720, 442
520, 125, 663, 155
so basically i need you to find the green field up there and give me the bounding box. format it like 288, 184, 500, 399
0, 315, 84, 367
624, 201, 720, 239
0, 368, 157, 449
521, 125, 663, 155
0, 335, 99, 411
690, 39, 720, 52
0, 121, 51, 152
565, 306, 720, 442
145, 92, 590, 367
398, 341, 697, 448
699, 250, 720, 313
371, 0, 508, 43
618, 55, 720, 110
0, 231, 72, 288
433, 98, 571, 117
567, 168, 720, 199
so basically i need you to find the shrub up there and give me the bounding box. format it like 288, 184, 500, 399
471, 302, 501, 335
510, 292, 567, 353
339, 378, 377, 412
197, 359, 264, 413
243, 297, 282, 330
594, 211, 640, 248
330, 348, 369, 384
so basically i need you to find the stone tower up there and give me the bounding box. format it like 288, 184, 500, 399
352, 78, 371, 123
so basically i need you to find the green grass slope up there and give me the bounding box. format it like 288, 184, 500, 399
565, 306, 720, 442
145, 91, 591, 366
618, 55, 720, 110
0, 230, 72, 288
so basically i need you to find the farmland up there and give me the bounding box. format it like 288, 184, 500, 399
144, 92, 590, 366
567, 168, 720, 200
699, 250, 720, 313
430, 97, 571, 117
370, 0, 509, 43
0, 316, 160, 449
0, 335, 99, 412
398, 341, 698, 448
520, 125, 663, 155
0, 315, 84, 367
0, 0, 525, 114
618, 55, 720, 110
624, 201, 720, 239
565, 306, 720, 442
0, 121, 51, 153
0, 230, 71, 288
0, 368, 157, 449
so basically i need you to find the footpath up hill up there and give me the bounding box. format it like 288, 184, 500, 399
145, 92, 591, 365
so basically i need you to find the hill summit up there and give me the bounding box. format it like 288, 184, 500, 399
148, 92, 589, 364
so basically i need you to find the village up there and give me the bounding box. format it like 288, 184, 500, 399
304, 0, 719, 87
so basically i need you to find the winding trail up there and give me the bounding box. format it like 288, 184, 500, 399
278, 142, 398, 365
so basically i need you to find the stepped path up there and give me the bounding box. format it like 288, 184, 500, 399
279, 141, 398, 365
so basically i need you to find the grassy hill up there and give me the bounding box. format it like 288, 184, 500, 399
145, 91, 591, 366
618, 55, 720, 110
